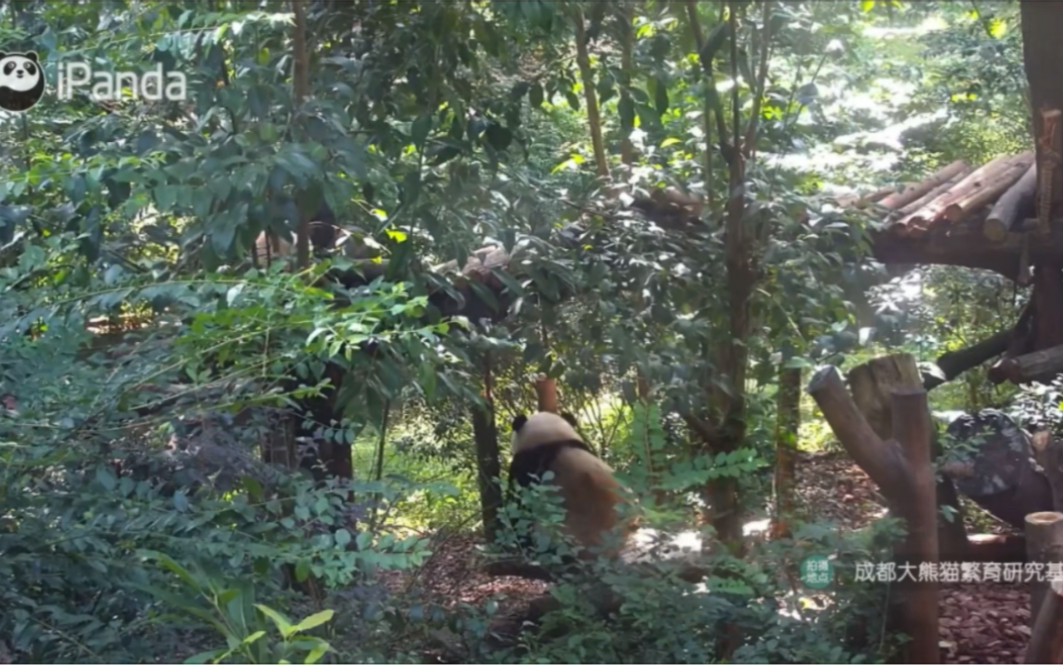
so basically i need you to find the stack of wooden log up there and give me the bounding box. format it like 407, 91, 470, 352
840, 152, 1037, 238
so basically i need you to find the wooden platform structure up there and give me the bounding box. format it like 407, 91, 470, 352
837, 133, 1063, 389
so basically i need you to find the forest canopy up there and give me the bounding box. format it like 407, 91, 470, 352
0, 1, 1056, 664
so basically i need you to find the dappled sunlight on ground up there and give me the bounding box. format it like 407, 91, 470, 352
392, 450, 1030, 662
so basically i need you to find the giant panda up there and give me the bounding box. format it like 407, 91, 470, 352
507, 411, 637, 565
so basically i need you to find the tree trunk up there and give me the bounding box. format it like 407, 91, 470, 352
923, 328, 1011, 390
290, 0, 311, 270
473, 402, 502, 543
998, 342, 1063, 384
1033, 262, 1063, 351
1021, 2, 1063, 230
475, 356, 503, 542
944, 152, 1035, 222
771, 366, 801, 538
616, 3, 651, 401
573, 5, 609, 180
699, 2, 756, 554
618, 1, 634, 168
878, 159, 970, 211
1032, 431, 1063, 512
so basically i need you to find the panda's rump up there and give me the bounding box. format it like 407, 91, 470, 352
552, 447, 624, 548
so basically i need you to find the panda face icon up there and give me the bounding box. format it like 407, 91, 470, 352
0, 51, 46, 112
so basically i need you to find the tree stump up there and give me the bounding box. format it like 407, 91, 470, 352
942, 410, 1053, 529
1025, 512, 1063, 631
847, 354, 969, 559
1026, 578, 1063, 663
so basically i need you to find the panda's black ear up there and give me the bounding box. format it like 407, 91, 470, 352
25, 51, 38, 63
560, 412, 578, 428
511, 414, 528, 432
0, 53, 6, 60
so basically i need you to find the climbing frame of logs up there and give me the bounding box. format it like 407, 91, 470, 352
842, 133, 1063, 391
851, 153, 1035, 238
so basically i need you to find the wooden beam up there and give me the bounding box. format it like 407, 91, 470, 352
892, 388, 939, 665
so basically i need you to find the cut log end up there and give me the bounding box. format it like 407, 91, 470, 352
806, 366, 839, 393
1026, 511, 1063, 526
983, 220, 1009, 242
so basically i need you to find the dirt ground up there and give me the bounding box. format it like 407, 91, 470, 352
395, 450, 1032, 664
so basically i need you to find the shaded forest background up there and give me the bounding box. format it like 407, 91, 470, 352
0, 1, 1047, 663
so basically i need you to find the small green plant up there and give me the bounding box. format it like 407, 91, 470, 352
139, 551, 334, 664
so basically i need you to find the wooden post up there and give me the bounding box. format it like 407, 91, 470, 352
892, 387, 940, 665
1026, 579, 1063, 664
1025, 511, 1063, 630
534, 374, 558, 413
1037, 109, 1062, 236
1021, 0, 1063, 236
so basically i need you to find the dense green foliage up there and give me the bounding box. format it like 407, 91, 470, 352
0, 0, 1037, 663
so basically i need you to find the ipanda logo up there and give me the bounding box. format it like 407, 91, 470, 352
0, 48, 188, 112
0, 51, 45, 113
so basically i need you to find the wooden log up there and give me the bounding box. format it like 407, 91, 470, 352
892, 388, 939, 665
892, 167, 972, 220
998, 343, 1063, 384
858, 185, 898, 207
984, 162, 1038, 242
897, 153, 1028, 232
806, 366, 909, 497
1026, 578, 1063, 664
989, 304, 1036, 384
1032, 431, 1063, 513
965, 533, 1027, 563
1025, 512, 1063, 632
943, 410, 1053, 529
945, 152, 1036, 223
878, 159, 970, 211
922, 328, 1012, 390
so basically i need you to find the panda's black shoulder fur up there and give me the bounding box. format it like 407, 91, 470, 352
509, 439, 594, 488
